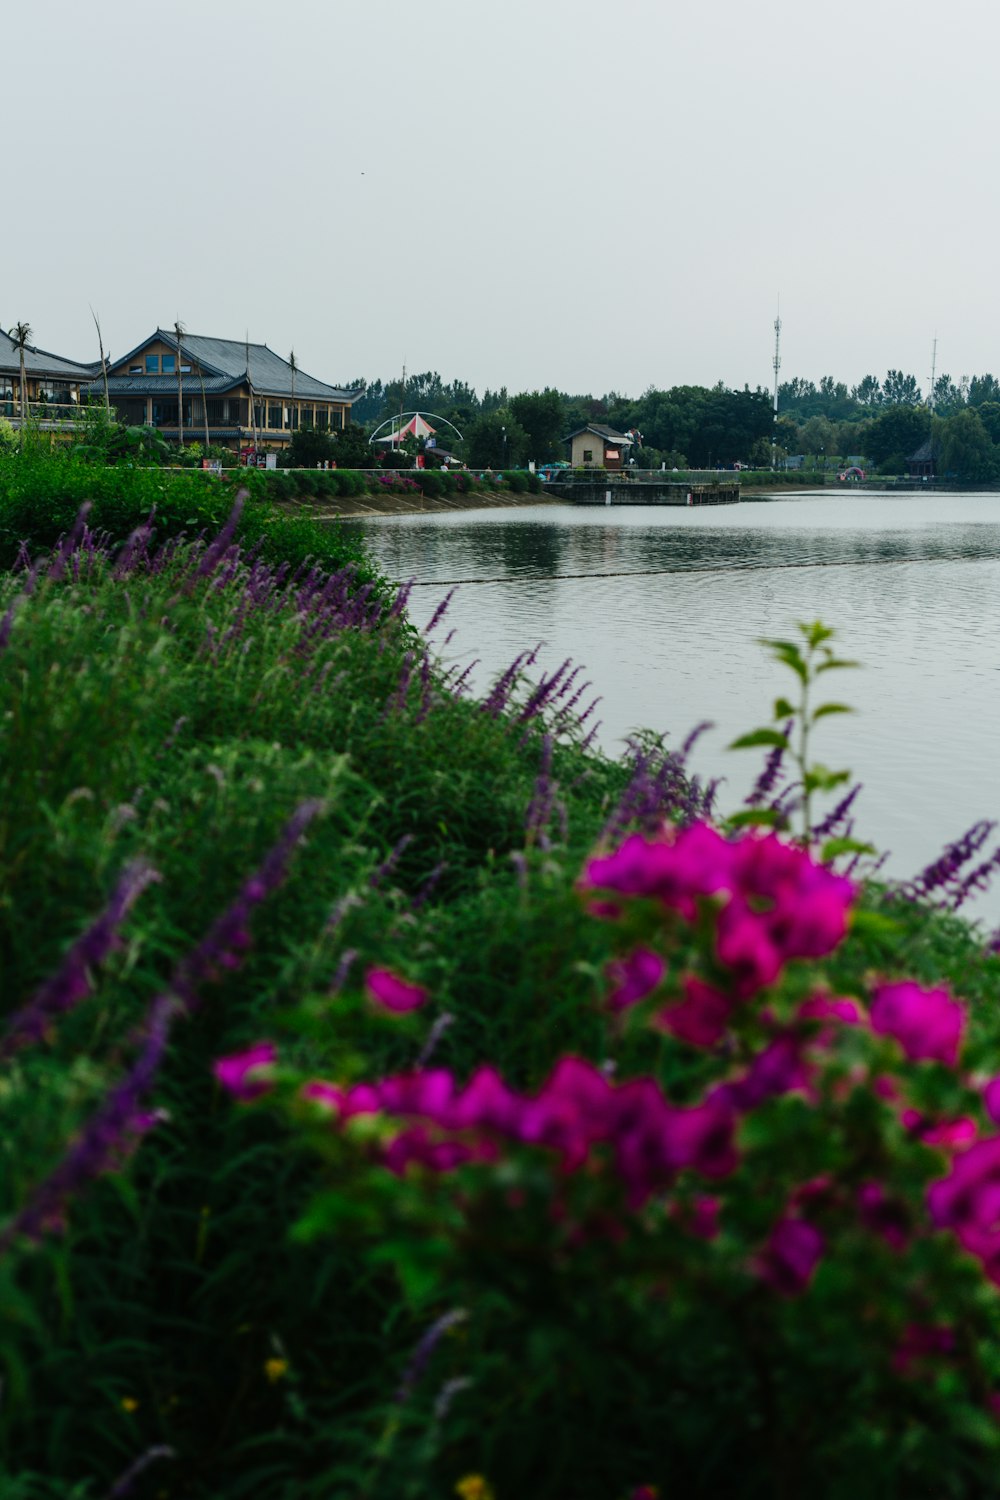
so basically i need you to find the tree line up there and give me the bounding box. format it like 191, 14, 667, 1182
338, 366, 1000, 479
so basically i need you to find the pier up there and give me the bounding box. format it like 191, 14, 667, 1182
544, 470, 740, 506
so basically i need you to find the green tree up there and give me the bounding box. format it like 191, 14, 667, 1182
865, 404, 931, 468
466, 410, 528, 468
332, 421, 371, 467
851, 375, 883, 408
975, 401, 1000, 444
286, 427, 337, 467
882, 369, 922, 406
968, 374, 1000, 407
508, 388, 566, 464
934, 409, 997, 482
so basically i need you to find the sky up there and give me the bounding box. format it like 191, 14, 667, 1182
5, 0, 998, 399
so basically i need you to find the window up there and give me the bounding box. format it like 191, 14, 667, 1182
129, 365, 142, 376
316, 409, 328, 431
145, 354, 159, 373
180, 363, 191, 374
583, 448, 593, 462
206, 400, 225, 424
267, 404, 282, 430
152, 401, 178, 426
331, 407, 344, 430
161, 355, 176, 373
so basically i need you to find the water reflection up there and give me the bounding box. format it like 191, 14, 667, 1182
349, 494, 1000, 925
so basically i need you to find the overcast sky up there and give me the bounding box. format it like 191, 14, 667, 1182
5, 0, 996, 398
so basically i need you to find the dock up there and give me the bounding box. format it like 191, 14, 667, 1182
544, 471, 740, 506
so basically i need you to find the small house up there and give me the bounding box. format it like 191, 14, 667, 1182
565, 423, 634, 471
906, 439, 934, 479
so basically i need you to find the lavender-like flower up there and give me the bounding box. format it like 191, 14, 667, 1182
329, 947, 358, 995
395, 1309, 468, 1405
46, 503, 94, 583
0, 991, 177, 1252
417, 1011, 455, 1066
369, 834, 414, 890
906, 820, 997, 905
105, 1445, 177, 1499
185, 492, 246, 590
812, 783, 862, 840
525, 734, 555, 847
745, 722, 791, 807
170, 799, 324, 1009
423, 585, 456, 636
1, 860, 160, 1058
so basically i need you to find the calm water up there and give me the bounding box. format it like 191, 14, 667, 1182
349, 492, 1000, 927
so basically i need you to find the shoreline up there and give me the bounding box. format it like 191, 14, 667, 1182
281, 489, 563, 519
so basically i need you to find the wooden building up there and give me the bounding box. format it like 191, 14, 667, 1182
1, 328, 96, 424
96, 330, 356, 450
565, 423, 635, 470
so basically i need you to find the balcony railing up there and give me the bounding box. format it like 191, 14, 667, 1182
3, 400, 84, 424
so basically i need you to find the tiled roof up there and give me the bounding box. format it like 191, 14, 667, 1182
0, 328, 95, 380
110, 330, 356, 403
98, 373, 235, 396
565, 423, 633, 443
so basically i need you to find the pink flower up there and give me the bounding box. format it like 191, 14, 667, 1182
892, 1322, 956, 1376
606, 947, 666, 1013
858, 1182, 910, 1251
870, 981, 965, 1066
756, 1217, 824, 1296
799, 995, 862, 1025
213, 1041, 277, 1100
301, 1080, 344, 1112
928, 1137, 1000, 1282
714, 1036, 810, 1114
365, 966, 428, 1014
984, 1078, 1000, 1125
658, 976, 732, 1048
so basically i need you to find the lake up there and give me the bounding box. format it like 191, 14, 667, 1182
347, 491, 1000, 929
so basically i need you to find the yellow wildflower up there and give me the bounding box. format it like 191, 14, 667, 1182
455, 1477, 495, 1500
120, 1396, 139, 1413
264, 1357, 289, 1384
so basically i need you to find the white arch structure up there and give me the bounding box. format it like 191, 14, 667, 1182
369, 411, 464, 447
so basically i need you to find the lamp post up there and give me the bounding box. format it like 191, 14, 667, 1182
819, 446, 824, 484
501, 425, 507, 470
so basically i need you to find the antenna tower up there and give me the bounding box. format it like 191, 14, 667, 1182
771, 301, 782, 471
929, 336, 937, 409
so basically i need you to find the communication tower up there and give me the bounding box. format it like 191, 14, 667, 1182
771, 301, 782, 471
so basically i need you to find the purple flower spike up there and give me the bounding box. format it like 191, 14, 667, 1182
1, 860, 160, 1058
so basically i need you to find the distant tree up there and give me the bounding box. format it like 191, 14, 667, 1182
865, 404, 931, 468
931, 374, 967, 416
934, 409, 998, 482
801, 415, 836, 460
332, 421, 371, 468
508, 388, 566, 463
882, 370, 922, 406
852, 375, 883, 408
976, 402, 1000, 445
968, 374, 1000, 407
287, 427, 336, 467
466, 410, 528, 468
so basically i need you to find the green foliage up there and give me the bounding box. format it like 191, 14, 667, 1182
508, 388, 565, 464
3, 532, 1000, 1500
285, 427, 337, 468
729, 621, 859, 839
0, 447, 372, 579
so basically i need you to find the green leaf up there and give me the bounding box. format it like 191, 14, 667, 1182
727, 808, 784, 828
728, 728, 790, 751
804, 768, 852, 793
812, 703, 854, 722
773, 697, 796, 720
820, 836, 876, 862
814, 658, 860, 674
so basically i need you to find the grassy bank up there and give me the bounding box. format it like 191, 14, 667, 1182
3, 502, 1000, 1498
